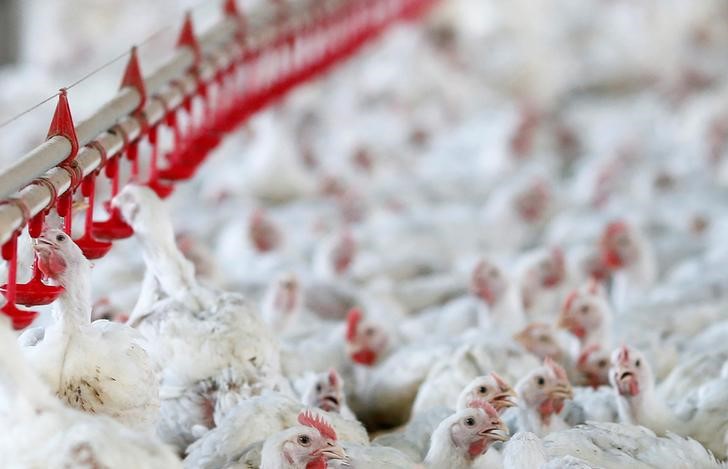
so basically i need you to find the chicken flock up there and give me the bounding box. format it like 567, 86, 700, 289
3, 0, 728, 467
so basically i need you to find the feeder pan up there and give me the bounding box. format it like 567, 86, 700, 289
75, 233, 112, 259
1, 276, 64, 306
93, 208, 134, 240
1, 303, 38, 329
157, 161, 198, 181
148, 179, 175, 199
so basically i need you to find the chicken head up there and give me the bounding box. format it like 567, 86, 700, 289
609, 345, 652, 398
456, 372, 517, 413
470, 259, 509, 306
345, 308, 388, 366
516, 357, 574, 423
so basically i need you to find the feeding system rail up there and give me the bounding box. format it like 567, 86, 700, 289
0, 0, 439, 328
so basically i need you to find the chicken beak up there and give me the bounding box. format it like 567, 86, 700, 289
613, 367, 639, 396
492, 389, 517, 409
317, 394, 340, 412
480, 419, 510, 442
557, 314, 585, 339
321, 442, 347, 461
33, 236, 56, 252
547, 382, 573, 400
556, 311, 571, 330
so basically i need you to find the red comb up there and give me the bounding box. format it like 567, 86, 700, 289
577, 344, 601, 367
346, 308, 362, 341
544, 356, 568, 380
333, 231, 356, 274
551, 246, 565, 264
468, 399, 499, 418
587, 278, 601, 295
472, 260, 487, 284
298, 409, 337, 441
562, 290, 579, 316
617, 345, 631, 363
604, 221, 628, 240
327, 368, 339, 387
489, 371, 509, 390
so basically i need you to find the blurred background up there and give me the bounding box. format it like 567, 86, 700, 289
1, 0, 728, 170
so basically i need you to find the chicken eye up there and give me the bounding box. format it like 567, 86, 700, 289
298, 435, 311, 446
55, 234, 66, 242
597, 359, 608, 368
316, 384, 322, 393
538, 335, 550, 343
478, 386, 487, 394
580, 305, 590, 314
365, 327, 375, 337
635, 359, 641, 367
536, 376, 545, 386
464, 417, 476, 427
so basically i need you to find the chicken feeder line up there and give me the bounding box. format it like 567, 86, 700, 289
0, 0, 440, 328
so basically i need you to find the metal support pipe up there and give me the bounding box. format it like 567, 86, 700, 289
0, 0, 432, 246
0, 14, 241, 200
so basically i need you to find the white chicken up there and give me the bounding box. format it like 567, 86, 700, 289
413, 338, 540, 415
20, 229, 160, 432
506, 357, 575, 437
557, 280, 614, 350
502, 423, 721, 469
0, 315, 181, 468
183, 394, 366, 468
600, 220, 657, 312
257, 410, 348, 469
610, 344, 728, 458
337, 401, 510, 468
280, 307, 389, 377
399, 258, 526, 343
516, 246, 568, 322
113, 185, 282, 450
374, 373, 517, 461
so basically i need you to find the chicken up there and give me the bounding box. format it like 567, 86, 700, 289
658, 319, 728, 402
298, 368, 356, 420
213, 207, 295, 290
374, 373, 517, 461
514, 323, 572, 366
339, 401, 510, 468
600, 220, 657, 312
21, 229, 159, 432
237, 111, 316, 204
399, 258, 526, 343
248, 209, 283, 254
183, 394, 366, 468
574, 344, 612, 388
347, 334, 453, 429
280, 307, 389, 377
257, 410, 348, 469
274, 228, 363, 323
502, 423, 721, 469
516, 246, 568, 322
113, 185, 282, 450
413, 338, 540, 415
610, 344, 728, 458
260, 272, 323, 337
481, 173, 556, 254
423, 401, 510, 468
312, 229, 357, 282
506, 357, 575, 437
557, 280, 613, 349
0, 315, 181, 468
